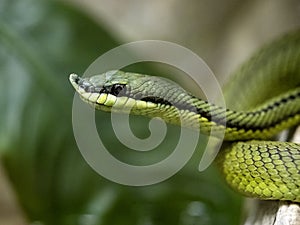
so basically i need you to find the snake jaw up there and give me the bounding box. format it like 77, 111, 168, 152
69, 73, 97, 93
69, 73, 130, 112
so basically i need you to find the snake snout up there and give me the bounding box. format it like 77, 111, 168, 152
70, 74, 97, 94
69, 73, 80, 84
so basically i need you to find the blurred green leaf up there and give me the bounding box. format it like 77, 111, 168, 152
0, 0, 242, 224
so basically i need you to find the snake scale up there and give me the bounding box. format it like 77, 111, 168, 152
70, 30, 300, 202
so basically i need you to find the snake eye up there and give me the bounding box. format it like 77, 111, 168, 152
110, 84, 126, 96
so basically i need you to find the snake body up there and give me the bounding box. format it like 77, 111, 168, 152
70, 30, 300, 202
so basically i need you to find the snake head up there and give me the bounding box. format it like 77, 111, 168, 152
70, 71, 132, 111
69, 70, 171, 112
70, 71, 127, 95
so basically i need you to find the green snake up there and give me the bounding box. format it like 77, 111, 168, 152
70, 30, 300, 202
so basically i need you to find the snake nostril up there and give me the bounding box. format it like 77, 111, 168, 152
74, 76, 80, 84
70, 73, 80, 84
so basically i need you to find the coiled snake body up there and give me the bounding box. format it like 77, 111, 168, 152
70, 31, 300, 202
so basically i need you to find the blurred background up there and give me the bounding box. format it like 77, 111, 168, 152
0, 0, 299, 224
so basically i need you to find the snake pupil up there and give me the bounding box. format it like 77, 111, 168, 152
110, 84, 126, 96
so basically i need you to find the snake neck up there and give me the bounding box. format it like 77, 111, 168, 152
131, 88, 300, 141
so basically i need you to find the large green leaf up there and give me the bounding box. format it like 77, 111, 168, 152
0, 0, 242, 224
